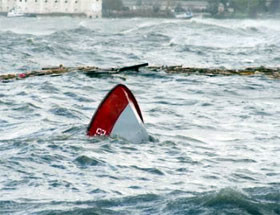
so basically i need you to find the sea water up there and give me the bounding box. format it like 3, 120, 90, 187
0, 17, 279, 214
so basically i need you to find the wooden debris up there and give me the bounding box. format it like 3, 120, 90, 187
1, 63, 280, 82
117, 63, 149, 72
149, 65, 280, 79
0, 63, 149, 81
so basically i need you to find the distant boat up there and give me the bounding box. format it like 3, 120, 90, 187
7, 7, 36, 17
175, 10, 193, 19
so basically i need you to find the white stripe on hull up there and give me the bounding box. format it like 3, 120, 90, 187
111, 103, 149, 143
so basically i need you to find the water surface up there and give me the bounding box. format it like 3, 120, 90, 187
0, 17, 280, 214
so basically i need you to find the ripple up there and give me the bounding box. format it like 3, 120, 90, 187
74, 155, 104, 167
131, 166, 165, 176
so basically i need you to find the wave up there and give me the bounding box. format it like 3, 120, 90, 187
163, 188, 280, 215
1, 187, 279, 214
190, 18, 280, 33
1, 17, 280, 70
0, 16, 94, 36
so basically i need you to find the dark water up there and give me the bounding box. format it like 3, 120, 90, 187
0, 17, 280, 214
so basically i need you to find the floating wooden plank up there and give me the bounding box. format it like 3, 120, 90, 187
84, 63, 149, 77
117, 63, 149, 72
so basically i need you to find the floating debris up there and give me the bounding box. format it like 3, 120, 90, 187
150, 65, 280, 79
0, 63, 148, 82
1, 63, 280, 82
0, 65, 72, 81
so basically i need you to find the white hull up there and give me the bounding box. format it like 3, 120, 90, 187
7, 8, 35, 17
175, 11, 193, 19
111, 103, 149, 143
7, 13, 25, 17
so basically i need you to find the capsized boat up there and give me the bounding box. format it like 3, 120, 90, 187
87, 84, 149, 143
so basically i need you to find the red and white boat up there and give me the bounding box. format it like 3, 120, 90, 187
87, 84, 148, 143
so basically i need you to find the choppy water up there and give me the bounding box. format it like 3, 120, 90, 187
0, 17, 280, 214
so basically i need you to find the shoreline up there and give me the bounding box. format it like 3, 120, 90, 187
0, 11, 279, 19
